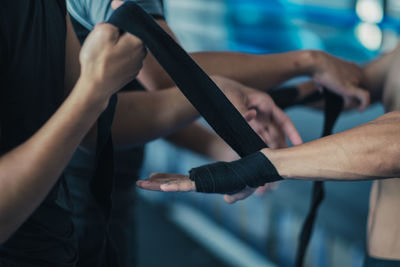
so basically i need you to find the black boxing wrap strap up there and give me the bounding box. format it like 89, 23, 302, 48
190, 151, 281, 194
106, 4, 342, 266
89, 94, 119, 267
295, 90, 343, 267
107, 2, 267, 158
269, 86, 323, 110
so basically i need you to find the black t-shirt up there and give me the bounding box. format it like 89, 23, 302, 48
0, 1, 77, 266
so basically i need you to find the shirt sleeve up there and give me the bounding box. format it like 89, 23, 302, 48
67, 0, 164, 30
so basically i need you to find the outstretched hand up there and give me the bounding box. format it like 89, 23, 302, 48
137, 173, 195, 192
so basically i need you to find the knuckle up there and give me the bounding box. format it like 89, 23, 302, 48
95, 24, 118, 39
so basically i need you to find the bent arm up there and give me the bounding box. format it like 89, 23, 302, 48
0, 79, 108, 244
265, 111, 400, 181
111, 88, 199, 146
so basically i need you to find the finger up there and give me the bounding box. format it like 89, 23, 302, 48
223, 187, 255, 204
160, 180, 195, 192
149, 172, 187, 179
255, 184, 273, 195
93, 23, 120, 43
351, 87, 370, 111
111, 0, 124, 10
137, 173, 186, 190
272, 107, 303, 145
248, 119, 269, 144
243, 109, 257, 122
246, 94, 262, 109
136, 180, 164, 191
255, 181, 281, 195
265, 122, 286, 149
116, 32, 144, 52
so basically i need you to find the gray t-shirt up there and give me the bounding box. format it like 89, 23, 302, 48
67, 0, 164, 30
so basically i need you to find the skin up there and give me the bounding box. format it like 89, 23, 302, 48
0, 8, 302, 244
137, 45, 400, 259
0, 0, 374, 246
110, 0, 369, 200
0, 21, 146, 244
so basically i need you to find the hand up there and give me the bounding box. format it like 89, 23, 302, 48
215, 79, 300, 203
136, 173, 279, 204
137, 173, 195, 192
297, 81, 361, 111
79, 23, 146, 99
222, 182, 280, 204
309, 51, 370, 111
245, 90, 303, 148
211, 76, 303, 148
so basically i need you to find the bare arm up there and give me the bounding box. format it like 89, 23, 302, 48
163, 122, 239, 161
137, 110, 400, 194
264, 111, 400, 181
0, 19, 145, 243
137, 18, 368, 109
112, 88, 197, 146
0, 79, 108, 244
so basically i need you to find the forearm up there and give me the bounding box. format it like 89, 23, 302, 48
141, 49, 317, 92
264, 111, 400, 181
0, 78, 107, 243
164, 122, 239, 161
112, 88, 199, 146
138, 19, 317, 92
189, 50, 316, 91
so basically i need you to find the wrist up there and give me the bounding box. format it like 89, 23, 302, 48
71, 77, 111, 113
261, 148, 290, 180
299, 50, 323, 76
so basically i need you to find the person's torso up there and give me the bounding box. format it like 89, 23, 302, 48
367, 45, 400, 260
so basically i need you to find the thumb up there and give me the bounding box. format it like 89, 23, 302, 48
351, 86, 370, 111
243, 109, 257, 122
111, 0, 124, 10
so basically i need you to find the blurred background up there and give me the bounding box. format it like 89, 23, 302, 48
134, 0, 399, 266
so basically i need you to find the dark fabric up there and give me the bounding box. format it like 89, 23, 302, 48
0, 1, 78, 266
295, 90, 343, 267
190, 152, 281, 194
88, 94, 118, 267
107, 2, 267, 158
66, 146, 144, 267
269, 86, 323, 110
364, 255, 400, 267
68, 15, 145, 267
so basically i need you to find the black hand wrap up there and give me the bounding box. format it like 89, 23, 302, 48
190, 152, 281, 194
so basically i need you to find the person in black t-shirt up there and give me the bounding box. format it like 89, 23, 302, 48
0, 1, 145, 266
0, 1, 302, 266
